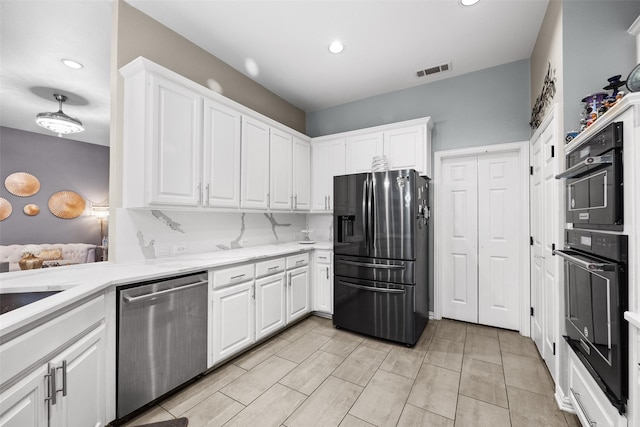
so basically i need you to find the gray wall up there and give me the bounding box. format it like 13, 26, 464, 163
307, 59, 532, 151
0, 127, 109, 245
563, 0, 640, 134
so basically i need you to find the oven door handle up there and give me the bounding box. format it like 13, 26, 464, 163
555, 155, 613, 180
340, 281, 406, 294
553, 249, 616, 272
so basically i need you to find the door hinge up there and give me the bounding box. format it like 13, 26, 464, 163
551, 145, 555, 158
553, 342, 556, 355
530, 236, 534, 246
530, 307, 534, 316
530, 166, 533, 175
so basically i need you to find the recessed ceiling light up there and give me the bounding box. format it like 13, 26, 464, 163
459, 0, 480, 6
328, 40, 345, 54
61, 58, 84, 69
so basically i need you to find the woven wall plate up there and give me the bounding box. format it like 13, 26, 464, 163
23, 204, 40, 216
48, 191, 85, 219
4, 172, 40, 197
0, 197, 12, 221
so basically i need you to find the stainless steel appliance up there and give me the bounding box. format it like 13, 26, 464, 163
116, 272, 208, 420
333, 169, 429, 345
557, 122, 623, 231
555, 230, 628, 413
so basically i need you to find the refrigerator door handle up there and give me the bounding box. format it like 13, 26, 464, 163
340, 281, 406, 294
369, 176, 375, 251
362, 178, 369, 250
339, 260, 406, 270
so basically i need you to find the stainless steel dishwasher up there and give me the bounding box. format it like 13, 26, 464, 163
116, 271, 208, 420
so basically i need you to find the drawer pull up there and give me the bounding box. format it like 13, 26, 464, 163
268, 266, 280, 271
295, 260, 305, 265
230, 274, 246, 280
570, 388, 597, 426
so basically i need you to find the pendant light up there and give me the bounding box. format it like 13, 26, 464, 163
35, 94, 84, 137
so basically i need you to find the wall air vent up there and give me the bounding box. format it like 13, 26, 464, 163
416, 62, 451, 78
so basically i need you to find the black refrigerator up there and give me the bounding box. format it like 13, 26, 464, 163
333, 169, 429, 346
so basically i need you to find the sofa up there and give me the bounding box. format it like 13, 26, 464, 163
0, 243, 97, 272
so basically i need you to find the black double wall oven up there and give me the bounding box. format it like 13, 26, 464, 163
555, 121, 628, 413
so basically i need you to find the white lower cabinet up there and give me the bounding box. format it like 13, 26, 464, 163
567, 350, 627, 427
313, 250, 333, 315
211, 280, 255, 365
286, 253, 311, 324
255, 273, 286, 340
0, 297, 107, 427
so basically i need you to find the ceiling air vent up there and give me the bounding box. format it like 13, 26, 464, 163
416, 62, 451, 78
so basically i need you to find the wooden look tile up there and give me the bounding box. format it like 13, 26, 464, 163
459, 357, 508, 408
180, 392, 244, 427
225, 383, 306, 427
332, 345, 388, 386
424, 337, 464, 372
507, 386, 568, 427
284, 375, 363, 427
279, 350, 345, 395
232, 336, 291, 371
320, 332, 364, 358
466, 324, 499, 338
435, 319, 467, 343
463, 333, 502, 366
359, 336, 395, 353
413, 321, 437, 352
276, 331, 331, 363
278, 317, 322, 341
396, 404, 454, 427
498, 329, 540, 358
160, 363, 246, 416
220, 355, 297, 405
349, 369, 414, 426
379, 346, 426, 379
407, 363, 460, 420
454, 395, 511, 427
339, 414, 376, 426
502, 352, 555, 396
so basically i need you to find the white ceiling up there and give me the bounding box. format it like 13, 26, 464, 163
0, 0, 549, 147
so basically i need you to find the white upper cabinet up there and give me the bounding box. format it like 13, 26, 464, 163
241, 116, 271, 209
293, 137, 311, 211
314, 118, 433, 180
311, 138, 345, 212
203, 100, 241, 208
383, 124, 428, 176
269, 128, 293, 210
120, 57, 311, 211
345, 132, 383, 174
148, 75, 202, 206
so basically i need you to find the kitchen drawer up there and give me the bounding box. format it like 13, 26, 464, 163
315, 250, 332, 265
286, 253, 309, 269
212, 263, 254, 289
255, 257, 285, 278
567, 350, 624, 427
0, 294, 105, 386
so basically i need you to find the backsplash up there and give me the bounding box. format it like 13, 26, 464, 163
113, 209, 310, 262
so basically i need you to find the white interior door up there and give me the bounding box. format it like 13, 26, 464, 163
441, 156, 478, 323
477, 151, 521, 330
530, 133, 544, 351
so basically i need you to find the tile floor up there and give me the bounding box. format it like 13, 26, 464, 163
123, 316, 581, 427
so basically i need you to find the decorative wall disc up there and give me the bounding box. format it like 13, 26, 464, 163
23, 204, 40, 216
4, 172, 40, 197
48, 191, 85, 219
0, 197, 12, 221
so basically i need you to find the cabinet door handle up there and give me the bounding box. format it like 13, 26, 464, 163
326, 267, 329, 280
205, 184, 210, 206
44, 364, 57, 406
294, 195, 298, 210
328, 195, 331, 209
288, 273, 291, 287
56, 360, 67, 397
197, 183, 202, 206
324, 195, 327, 210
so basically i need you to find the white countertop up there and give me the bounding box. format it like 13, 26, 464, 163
0, 241, 332, 338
